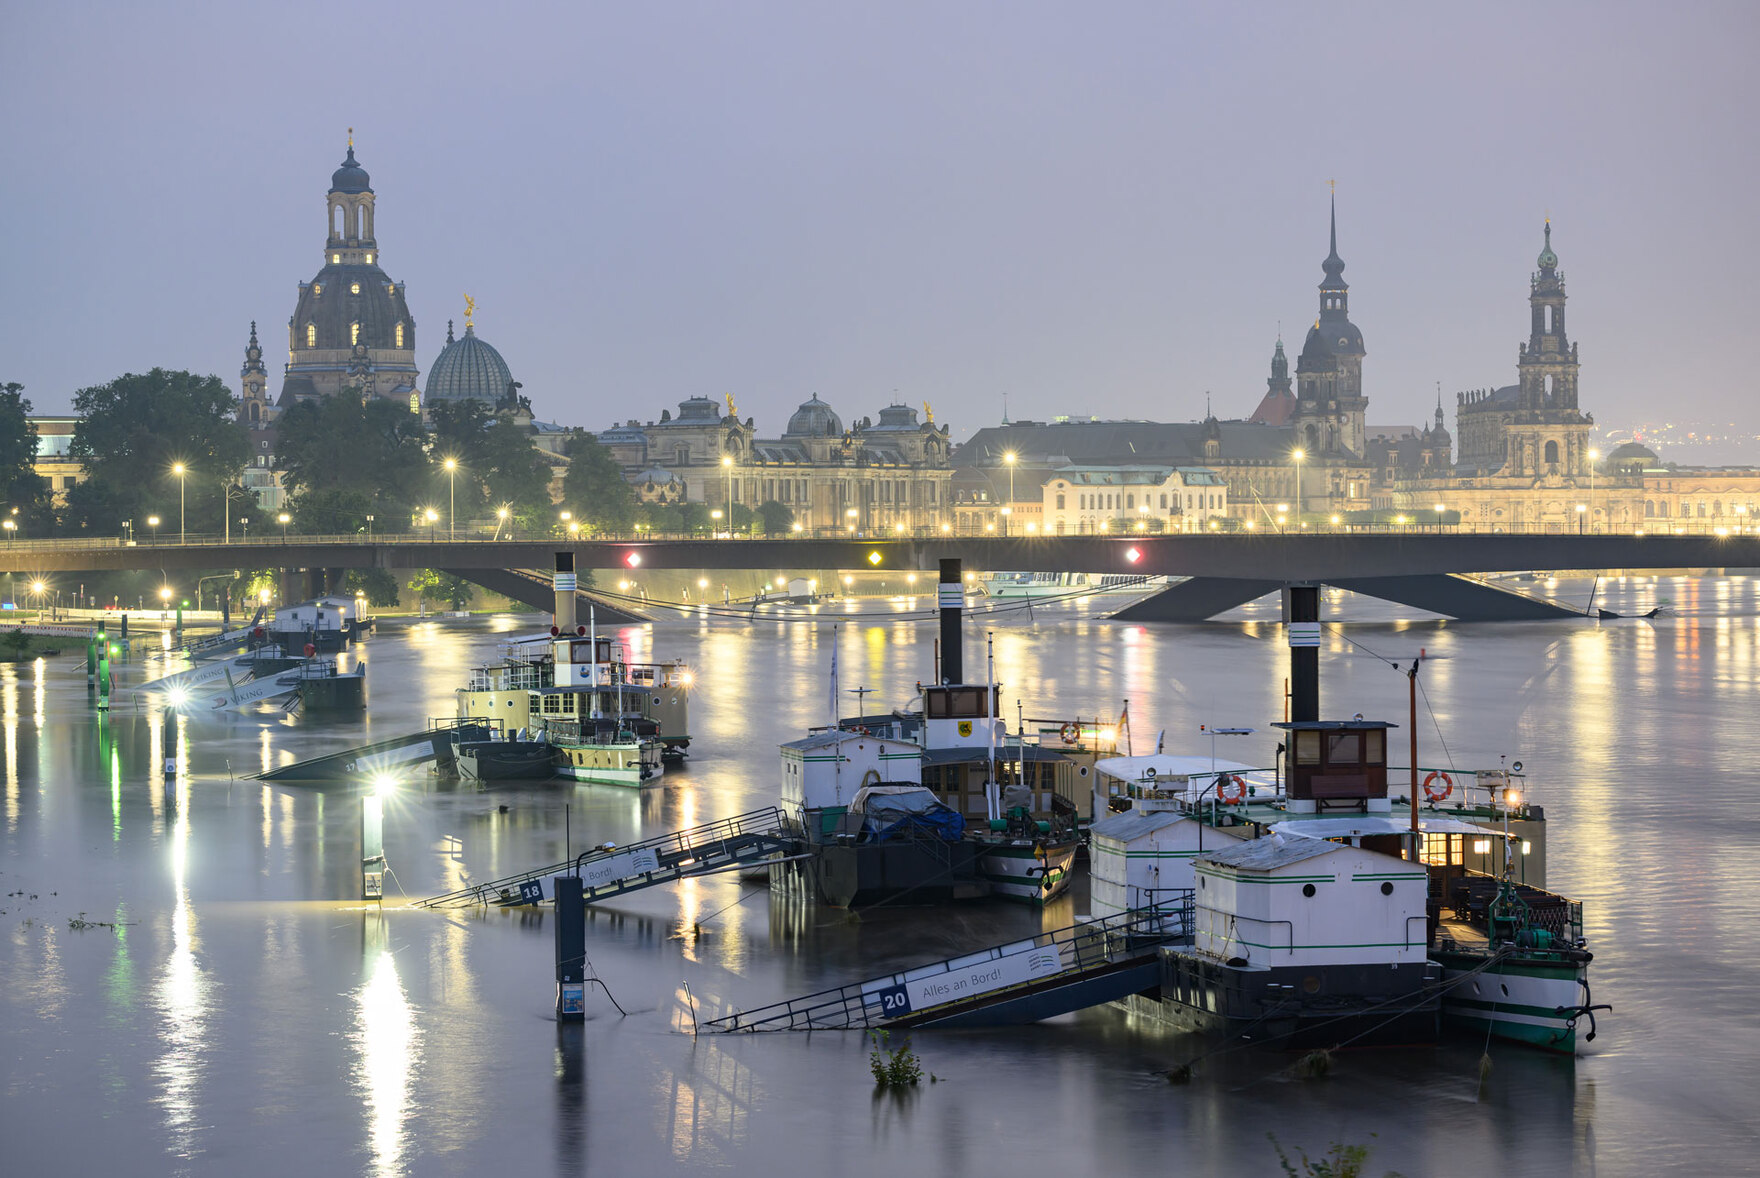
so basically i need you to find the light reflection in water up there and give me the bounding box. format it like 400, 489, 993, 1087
658, 1039, 756, 1165
354, 914, 420, 1178
153, 770, 209, 1161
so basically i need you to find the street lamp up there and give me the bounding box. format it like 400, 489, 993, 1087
495, 505, 510, 541
443, 457, 459, 541
710, 508, 724, 539
1434, 502, 1446, 533
1291, 448, 1305, 520
1002, 451, 1017, 535
148, 515, 161, 543
1, 519, 13, 541
721, 454, 734, 524
423, 508, 439, 541
1575, 503, 1587, 535
171, 463, 187, 545
277, 511, 291, 540
1587, 448, 1599, 533
240, 517, 250, 540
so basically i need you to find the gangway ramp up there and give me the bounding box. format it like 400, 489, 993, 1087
705, 896, 1194, 1033
417, 806, 794, 910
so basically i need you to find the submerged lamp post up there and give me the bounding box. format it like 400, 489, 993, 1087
361, 774, 392, 901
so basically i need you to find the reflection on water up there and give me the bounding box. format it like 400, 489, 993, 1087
153, 766, 209, 1162
354, 912, 420, 1178
2, 592, 1759, 1174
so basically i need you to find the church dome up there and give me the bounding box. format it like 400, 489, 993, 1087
425, 322, 514, 405
331, 146, 372, 194
874, 404, 919, 429
289, 263, 414, 355
785, 395, 842, 437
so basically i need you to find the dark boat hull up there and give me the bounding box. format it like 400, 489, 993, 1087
1153, 950, 1441, 1048
781, 839, 983, 908
456, 741, 556, 782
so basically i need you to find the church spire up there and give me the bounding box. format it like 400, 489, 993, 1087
243, 320, 265, 375
1321, 192, 1346, 292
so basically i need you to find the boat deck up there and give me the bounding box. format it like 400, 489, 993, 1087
1435, 917, 1490, 953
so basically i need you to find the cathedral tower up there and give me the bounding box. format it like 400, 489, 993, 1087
1293, 196, 1368, 457
278, 136, 419, 407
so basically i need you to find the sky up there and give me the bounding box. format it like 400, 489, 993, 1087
3, 1, 1756, 449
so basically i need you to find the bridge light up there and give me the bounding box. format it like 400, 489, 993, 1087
1124, 547, 1141, 564
791, 522, 803, 533
1244, 520, 1256, 530
159, 587, 172, 603
625, 553, 641, 567
867, 551, 883, 566
1330, 514, 1341, 525
697, 578, 709, 588
940, 523, 951, 534
906, 573, 917, 584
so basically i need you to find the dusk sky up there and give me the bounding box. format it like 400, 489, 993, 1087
4, 2, 1755, 446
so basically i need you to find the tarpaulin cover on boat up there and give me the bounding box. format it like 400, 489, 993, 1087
850, 786, 966, 843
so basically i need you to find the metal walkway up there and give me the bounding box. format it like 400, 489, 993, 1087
417, 806, 794, 909
704, 896, 1194, 1032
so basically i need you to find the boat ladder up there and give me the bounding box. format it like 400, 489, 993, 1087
704, 895, 1195, 1032
415, 806, 795, 910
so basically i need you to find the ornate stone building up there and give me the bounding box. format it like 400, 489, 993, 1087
1454, 222, 1592, 478
275, 140, 420, 409
1293, 199, 1370, 462
598, 395, 953, 533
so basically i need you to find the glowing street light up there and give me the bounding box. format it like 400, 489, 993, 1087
148, 515, 161, 543
1290, 448, 1305, 520
1575, 503, 1587, 535
277, 511, 291, 540
443, 457, 459, 541
423, 508, 438, 541
1587, 448, 1600, 532
1002, 451, 1017, 535
494, 504, 510, 541
171, 462, 187, 545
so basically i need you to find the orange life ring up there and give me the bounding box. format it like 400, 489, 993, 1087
1217, 774, 1248, 804
1060, 723, 1079, 743
1423, 771, 1454, 803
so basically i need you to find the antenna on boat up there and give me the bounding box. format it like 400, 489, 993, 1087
986, 632, 999, 823
1406, 650, 1424, 861
589, 606, 601, 720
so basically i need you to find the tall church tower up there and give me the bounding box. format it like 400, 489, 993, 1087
278, 135, 420, 407
239, 321, 269, 424
1293, 197, 1369, 457
1503, 221, 1591, 477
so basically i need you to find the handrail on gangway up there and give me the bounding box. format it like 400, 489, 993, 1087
704, 894, 1195, 1033
416, 806, 791, 909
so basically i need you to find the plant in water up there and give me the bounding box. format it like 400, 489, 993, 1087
1269, 1132, 1397, 1178
1294, 1047, 1334, 1079
867, 1030, 924, 1087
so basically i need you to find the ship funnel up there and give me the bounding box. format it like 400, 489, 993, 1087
939, 558, 963, 684
553, 552, 578, 636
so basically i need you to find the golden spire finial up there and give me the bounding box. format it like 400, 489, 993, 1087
348, 126, 354, 149
463, 293, 476, 327
923, 400, 934, 424
724, 392, 739, 418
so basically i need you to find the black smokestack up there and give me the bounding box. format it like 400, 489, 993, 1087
939, 558, 963, 684
554, 551, 577, 635
1288, 583, 1319, 722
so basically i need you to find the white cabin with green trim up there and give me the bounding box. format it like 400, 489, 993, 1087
1192, 836, 1427, 970
1089, 809, 1249, 920
780, 731, 923, 828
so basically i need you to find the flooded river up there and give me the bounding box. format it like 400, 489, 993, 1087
4, 576, 1758, 1175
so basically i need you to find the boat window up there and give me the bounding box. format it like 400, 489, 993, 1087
927, 686, 993, 718
1295, 730, 1321, 765
1327, 732, 1361, 764
1364, 730, 1384, 764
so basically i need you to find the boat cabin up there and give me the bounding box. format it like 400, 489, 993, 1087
1089, 808, 1250, 920
920, 683, 1001, 748
780, 731, 924, 834
1271, 719, 1395, 816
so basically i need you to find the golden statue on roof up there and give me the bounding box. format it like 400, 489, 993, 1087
923, 400, 934, 424
725, 392, 739, 418
463, 293, 476, 327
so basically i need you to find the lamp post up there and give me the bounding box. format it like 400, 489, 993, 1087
423, 508, 439, 542
443, 457, 458, 542
1291, 448, 1305, 522
148, 515, 161, 544
721, 454, 734, 535
1, 519, 13, 542
1587, 448, 1599, 533
277, 511, 290, 540
366, 514, 374, 538
495, 505, 510, 541
1434, 502, 1446, 534
172, 463, 187, 544
1575, 503, 1587, 535
1003, 451, 1017, 536
240, 517, 249, 540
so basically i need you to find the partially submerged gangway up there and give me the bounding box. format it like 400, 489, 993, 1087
704, 896, 1194, 1032
417, 807, 795, 910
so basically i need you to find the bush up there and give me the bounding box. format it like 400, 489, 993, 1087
867, 1030, 923, 1087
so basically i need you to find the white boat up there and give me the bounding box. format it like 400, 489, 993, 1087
526, 612, 665, 788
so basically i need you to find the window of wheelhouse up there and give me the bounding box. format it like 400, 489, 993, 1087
924, 686, 996, 718
1294, 730, 1321, 765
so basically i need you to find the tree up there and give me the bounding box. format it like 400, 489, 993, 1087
407, 569, 474, 610
427, 400, 555, 530
276, 395, 431, 532
561, 432, 637, 533
63, 369, 249, 535
757, 500, 794, 536
0, 383, 52, 532
344, 568, 402, 608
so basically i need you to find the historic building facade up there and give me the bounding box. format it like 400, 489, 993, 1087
598, 395, 954, 533
271, 140, 421, 410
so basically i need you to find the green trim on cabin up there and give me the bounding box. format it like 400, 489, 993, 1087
1211, 936, 1424, 951
1195, 869, 1338, 885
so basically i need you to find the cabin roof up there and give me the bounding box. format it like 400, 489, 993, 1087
1090, 809, 1190, 842
921, 745, 1067, 765
1270, 815, 1486, 838
1094, 753, 1259, 780
1271, 720, 1398, 731
780, 731, 920, 754
1197, 834, 1341, 871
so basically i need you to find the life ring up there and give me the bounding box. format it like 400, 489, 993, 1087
1060, 723, 1079, 743
1217, 774, 1248, 804
1423, 771, 1454, 803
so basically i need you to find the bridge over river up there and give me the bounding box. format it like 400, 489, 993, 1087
3, 532, 1756, 621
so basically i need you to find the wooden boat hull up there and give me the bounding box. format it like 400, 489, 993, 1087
1433, 949, 1589, 1054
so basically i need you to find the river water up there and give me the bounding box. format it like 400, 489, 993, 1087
3, 576, 1758, 1176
